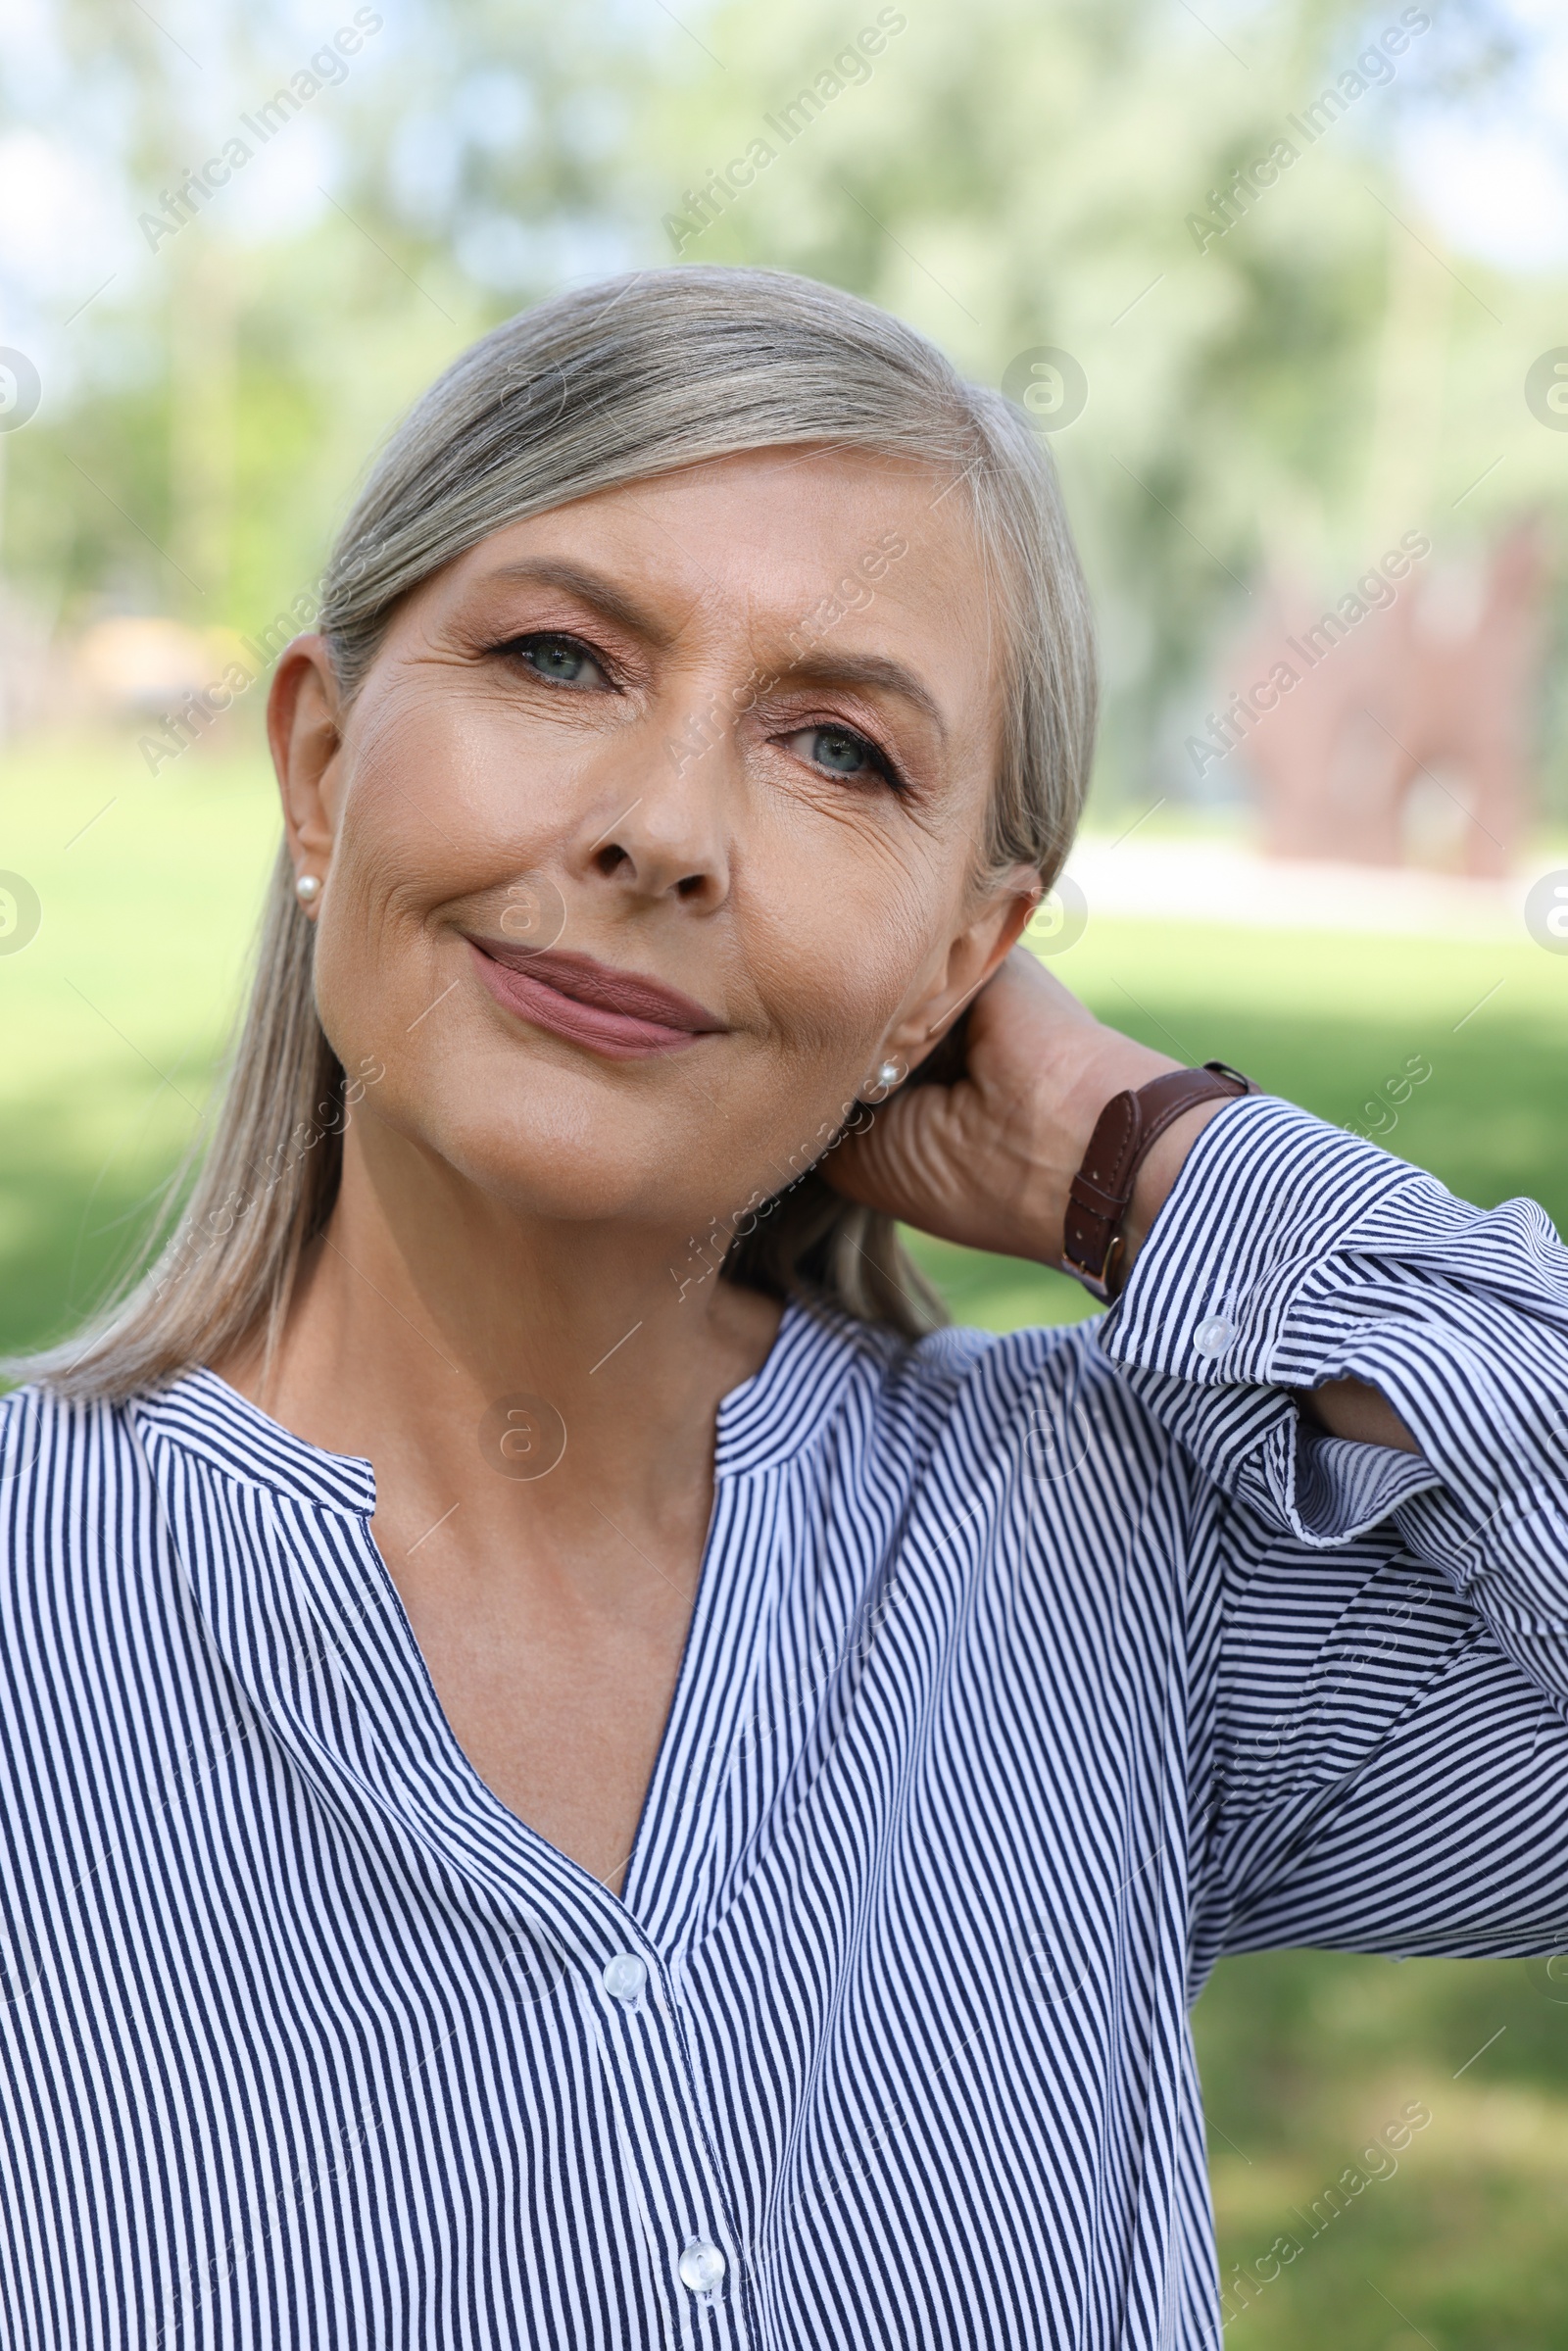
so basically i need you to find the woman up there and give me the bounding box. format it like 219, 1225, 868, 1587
3, 266, 1564, 2350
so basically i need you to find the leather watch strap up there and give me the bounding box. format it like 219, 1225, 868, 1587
1061, 1061, 1259, 1303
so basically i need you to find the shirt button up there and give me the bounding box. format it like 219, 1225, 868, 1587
601, 1952, 648, 2005
677, 2238, 726, 2292
1193, 1313, 1234, 1359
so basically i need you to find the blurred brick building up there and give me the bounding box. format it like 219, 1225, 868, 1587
1215, 520, 1547, 878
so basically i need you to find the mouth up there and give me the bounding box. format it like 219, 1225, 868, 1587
466, 938, 727, 1060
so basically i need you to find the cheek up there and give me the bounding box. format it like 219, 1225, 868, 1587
311, 688, 580, 1050
705, 864, 940, 1203
347, 682, 566, 871
731, 801, 939, 1075
308, 804, 443, 1078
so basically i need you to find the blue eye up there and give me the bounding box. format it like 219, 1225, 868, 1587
787, 723, 894, 785
509, 634, 608, 688
813, 727, 869, 773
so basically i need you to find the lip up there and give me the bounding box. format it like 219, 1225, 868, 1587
466, 939, 726, 1059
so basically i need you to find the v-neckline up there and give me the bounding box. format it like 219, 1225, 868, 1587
148, 1295, 858, 1935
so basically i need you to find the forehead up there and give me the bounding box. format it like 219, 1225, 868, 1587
429, 444, 1001, 678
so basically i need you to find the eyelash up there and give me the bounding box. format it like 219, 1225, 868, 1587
488, 631, 907, 794
789, 718, 906, 796
491, 630, 619, 687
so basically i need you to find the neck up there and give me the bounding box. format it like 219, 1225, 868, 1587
212, 1119, 784, 1569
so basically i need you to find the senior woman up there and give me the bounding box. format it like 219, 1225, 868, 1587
3, 267, 1565, 2350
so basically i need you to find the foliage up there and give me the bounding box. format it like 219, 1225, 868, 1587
4, 0, 1566, 806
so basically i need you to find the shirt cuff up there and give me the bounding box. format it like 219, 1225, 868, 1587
1096, 1092, 1484, 1545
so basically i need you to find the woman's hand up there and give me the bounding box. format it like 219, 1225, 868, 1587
828, 946, 1420, 1452
826, 946, 1207, 1271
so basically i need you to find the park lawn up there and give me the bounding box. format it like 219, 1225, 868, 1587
5, 730, 1568, 2347
0, 732, 281, 1350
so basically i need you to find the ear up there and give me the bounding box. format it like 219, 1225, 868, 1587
882, 864, 1043, 1072
268, 635, 344, 881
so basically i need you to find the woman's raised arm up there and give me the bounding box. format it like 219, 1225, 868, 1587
833, 946, 1568, 1958
831, 945, 1419, 1448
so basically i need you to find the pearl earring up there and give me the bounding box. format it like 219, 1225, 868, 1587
294, 873, 320, 906
862, 1055, 906, 1103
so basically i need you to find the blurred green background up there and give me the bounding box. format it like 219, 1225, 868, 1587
7, 0, 1568, 2339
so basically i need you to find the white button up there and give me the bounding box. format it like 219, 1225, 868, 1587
678, 2238, 726, 2292
601, 1952, 647, 2004
1193, 1314, 1234, 1359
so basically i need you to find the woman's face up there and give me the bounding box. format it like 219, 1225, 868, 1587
272, 445, 1037, 1241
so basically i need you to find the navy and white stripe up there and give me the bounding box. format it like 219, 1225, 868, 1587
2, 1091, 1566, 2348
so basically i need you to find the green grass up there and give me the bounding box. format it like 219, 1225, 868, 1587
1190, 1946, 1568, 2351
7, 731, 1568, 2343
0, 730, 279, 1353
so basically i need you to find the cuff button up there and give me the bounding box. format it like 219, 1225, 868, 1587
1193, 1314, 1235, 1359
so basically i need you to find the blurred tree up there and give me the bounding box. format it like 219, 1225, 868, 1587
0, 0, 660, 634
638, 0, 1536, 807
2, 0, 1562, 813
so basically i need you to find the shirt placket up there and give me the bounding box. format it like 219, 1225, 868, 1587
281, 1506, 758, 2348
579, 1940, 753, 2344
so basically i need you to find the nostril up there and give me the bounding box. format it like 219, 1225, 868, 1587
676, 873, 706, 900
594, 844, 628, 878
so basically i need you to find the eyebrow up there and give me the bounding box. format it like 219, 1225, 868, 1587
774, 651, 949, 744
481, 557, 675, 646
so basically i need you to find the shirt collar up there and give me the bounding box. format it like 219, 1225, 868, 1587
134, 1366, 377, 1516
136, 1293, 878, 1509
712, 1294, 884, 1476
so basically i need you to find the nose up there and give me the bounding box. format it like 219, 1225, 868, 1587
571, 707, 732, 913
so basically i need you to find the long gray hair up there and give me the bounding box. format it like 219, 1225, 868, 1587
19, 266, 1097, 1400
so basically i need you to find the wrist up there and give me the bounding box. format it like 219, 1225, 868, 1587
1118, 1098, 1233, 1270
1055, 1061, 1259, 1298
1015, 1027, 1180, 1264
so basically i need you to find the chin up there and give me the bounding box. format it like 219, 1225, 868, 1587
393, 1071, 732, 1232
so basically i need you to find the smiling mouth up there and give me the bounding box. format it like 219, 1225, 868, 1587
466, 939, 726, 1059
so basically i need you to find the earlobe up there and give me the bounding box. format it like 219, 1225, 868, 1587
858, 1054, 907, 1104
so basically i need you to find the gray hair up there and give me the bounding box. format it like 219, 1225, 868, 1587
17, 265, 1096, 1400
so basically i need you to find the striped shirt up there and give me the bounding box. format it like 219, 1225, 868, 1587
2, 1092, 1567, 2349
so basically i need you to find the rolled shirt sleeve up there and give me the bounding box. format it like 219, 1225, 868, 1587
1104, 1092, 1568, 1626
1100, 1092, 1568, 1958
